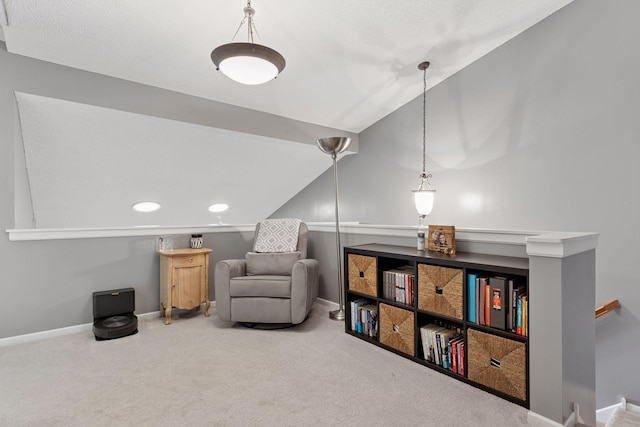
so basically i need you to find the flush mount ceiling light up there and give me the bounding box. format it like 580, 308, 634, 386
208, 203, 229, 213
210, 0, 285, 85
412, 61, 436, 219
132, 201, 161, 213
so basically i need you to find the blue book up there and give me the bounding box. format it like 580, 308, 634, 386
467, 273, 477, 323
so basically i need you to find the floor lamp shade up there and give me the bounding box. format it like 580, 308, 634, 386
317, 137, 351, 321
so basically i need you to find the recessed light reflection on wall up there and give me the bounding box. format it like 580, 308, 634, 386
459, 193, 483, 212
132, 201, 161, 212
208, 203, 229, 213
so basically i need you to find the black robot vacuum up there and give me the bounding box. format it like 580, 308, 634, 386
92, 287, 138, 341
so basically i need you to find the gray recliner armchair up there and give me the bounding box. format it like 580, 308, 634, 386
214, 219, 319, 326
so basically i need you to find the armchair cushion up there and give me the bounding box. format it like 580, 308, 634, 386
230, 275, 291, 298
246, 251, 302, 276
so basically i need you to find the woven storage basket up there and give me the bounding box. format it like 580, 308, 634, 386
417, 264, 463, 319
379, 303, 414, 356
467, 328, 527, 401
348, 254, 377, 297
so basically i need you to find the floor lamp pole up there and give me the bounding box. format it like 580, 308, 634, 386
316, 136, 352, 322
329, 151, 345, 320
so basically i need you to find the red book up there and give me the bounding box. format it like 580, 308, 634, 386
450, 337, 463, 374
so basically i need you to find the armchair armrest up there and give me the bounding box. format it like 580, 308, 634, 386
214, 259, 246, 322
291, 258, 319, 324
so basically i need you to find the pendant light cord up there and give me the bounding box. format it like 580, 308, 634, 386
422, 64, 427, 175
231, 0, 258, 43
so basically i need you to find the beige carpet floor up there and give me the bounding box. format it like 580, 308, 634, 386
0, 303, 530, 426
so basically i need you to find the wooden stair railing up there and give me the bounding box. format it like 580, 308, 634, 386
595, 299, 620, 318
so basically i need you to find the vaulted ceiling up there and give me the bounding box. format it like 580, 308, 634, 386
1, 0, 573, 133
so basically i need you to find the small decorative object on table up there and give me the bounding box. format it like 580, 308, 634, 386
428, 225, 456, 255
158, 236, 173, 251
417, 221, 427, 251
190, 234, 203, 249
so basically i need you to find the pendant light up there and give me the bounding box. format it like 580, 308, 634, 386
211, 0, 285, 85
412, 61, 436, 218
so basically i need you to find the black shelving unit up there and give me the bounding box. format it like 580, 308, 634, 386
344, 243, 530, 408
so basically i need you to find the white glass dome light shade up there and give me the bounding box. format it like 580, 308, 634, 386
211, 43, 285, 85
219, 55, 278, 85
208, 203, 229, 213
413, 189, 435, 216
132, 201, 161, 213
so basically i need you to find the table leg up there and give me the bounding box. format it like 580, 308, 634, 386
165, 306, 172, 325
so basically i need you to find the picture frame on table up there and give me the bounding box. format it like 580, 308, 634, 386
428, 225, 456, 255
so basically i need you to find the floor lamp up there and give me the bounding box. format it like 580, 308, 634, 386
317, 137, 352, 321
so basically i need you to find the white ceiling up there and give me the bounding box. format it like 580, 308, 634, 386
1, 0, 573, 134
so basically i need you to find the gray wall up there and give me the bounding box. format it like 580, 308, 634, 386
274, 0, 640, 409
0, 43, 346, 337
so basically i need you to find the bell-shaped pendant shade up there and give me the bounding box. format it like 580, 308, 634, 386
413, 189, 435, 216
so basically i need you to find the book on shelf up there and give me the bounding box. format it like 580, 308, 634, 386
522, 295, 528, 337
516, 292, 528, 336
420, 324, 434, 362
383, 266, 415, 305
458, 341, 465, 376
423, 325, 462, 370
477, 276, 488, 326
484, 279, 491, 326
439, 329, 462, 370
467, 272, 477, 324
489, 276, 507, 330
449, 336, 464, 374
507, 278, 514, 331
358, 304, 378, 337
420, 323, 443, 363
450, 337, 458, 373
350, 298, 369, 332
513, 287, 527, 336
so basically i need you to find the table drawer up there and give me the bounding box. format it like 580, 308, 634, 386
171, 254, 205, 268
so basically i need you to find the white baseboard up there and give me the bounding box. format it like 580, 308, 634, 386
0, 310, 161, 347
623, 398, 640, 414
597, 402, 622, 425
528, 410, 575, 427
315, 297, 339, 309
